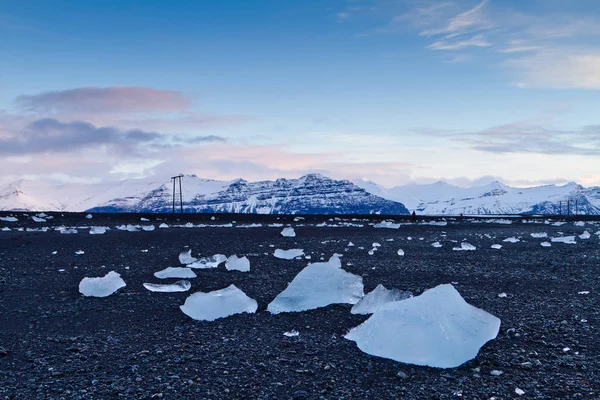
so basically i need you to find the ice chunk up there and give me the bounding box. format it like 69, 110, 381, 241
89, 226, 107, 235
274, 248, 305, 260
179, 249, 198, 264
140, 217, 150, 222
189, 254, 227, 269
267, 256, 364, 314
372, 242, 381, 248
225, 255, 250, 272
141, 225, 155, 231
75, 250, 85, 255
32, 216, 46, 222
116, 224, 140, 232
431, 242, 442, 248
284, 330, 299, 337
79, 271, 126, 297
0, 216, 18, 222
498, 292, 507, 298
574, 221, 585, 227
491, 244, 502, 249
348, 241, 355, 247
502, 237, 519, 243
159, 223, 169, 228
143, 280, 191, 292
579, 231, 591, 240
154, 267, 197, 279
351, 284, 412, 315
180, 284, 258, 321
2, 227, 10, 231
530, 232, 547, 238
58, 227, 78, 234
345, 284, 500, 368
515, 388, 525, 396
551, 236, 576, 244
541, 241, 551, 247
453, 242, 476, 251
374, 221, 400, 229
280, 227, 296, 237
397, 249, 405, 256
85, 214, 93, 219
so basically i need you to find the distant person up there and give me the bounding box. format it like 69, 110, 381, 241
411, 210, 417, 223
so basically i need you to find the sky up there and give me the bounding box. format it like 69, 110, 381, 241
1, 0, 599, 188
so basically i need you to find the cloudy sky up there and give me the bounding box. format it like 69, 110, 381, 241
1, 0, 599, 188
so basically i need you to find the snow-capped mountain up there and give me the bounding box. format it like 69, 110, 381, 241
354, 180, 600, 215
0, 174, 410, 215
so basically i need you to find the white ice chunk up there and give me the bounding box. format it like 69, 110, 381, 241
188, 254, 227, 269
574, 221, 585, 227
225, 255, 250, 272
180, 284, 257, 321
502, 237, 519, 243
85, 214, 93, 219
79, 271, 126, 297
579, 231, 591, 240
348, 242, 355, 247
154, 267, 197, 279
142, 225, 155, 231
491, 244, 502, 249
143, 280, 191, 292
372, 242, 381, 247
283, 330, 300, 337
274, 248, 305, 260
498, 292, 507, 298
116, 224, 140, 232
551, 236, 576, 244
75, 250, 85, 255
2, 227, 10, 231
179, 249, 198, 264
351, 284, 412, 315
89, 226, 108, 235
280, 227, 296, 237
515, 388, 525, 396
140, 217, 150, 222
453, 242, 476, 251
397, 249, 405, 256
0, 216, 18, 222
345, 284, 500, 368
530, 232, 547, 238
159, 223, 169, 228
431, 242, 443, 248
541, 241, 552, 247
374, 221, 401, 229
267, 256, 364, 314
32, 216, 46, 222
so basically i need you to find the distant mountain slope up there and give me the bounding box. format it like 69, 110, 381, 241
0, 174, 410, 215
354, 180, 600, 215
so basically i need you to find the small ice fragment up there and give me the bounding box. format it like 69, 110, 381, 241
274, 249, 305, 260
89, 226, 107, 235
578, 291, 590, 295
453, 242, 476, 251
574, 221, 585, 227
180, 284, 257, 321
179, 249, 197, 264
143, 280, 191, 292
515, 388, 525, 396
188, 254, 227, 269
372, 242, 381, 248
551, 236, 576, 244
268, 256, 363, 314
79, 271, 126, 297
502, 237, 519, 243
530, 232, 547, 238
397, 249, 404, 256
579, 231, 591, 239
491, 244, 502, 249
141, 249, 148, 253
225, 255, 250, 272
116, 224, 140, 232
386, 238, 394, 242
154, 267, 197, 279
368, 249, 375, 255
52, 251, 57, 255
540, 241, 551, 247
140, 217, 150, 222
407, 237, 412, 241
563, 347, 570, 352
281, 227, 296, 237
374, 221, 401, 229
85, 214, 93, 219
345, 284, 500, 368
498, 293, 507, 298
283, 330, 299, 337
348, 242, 355, 246
1, 227, 10, 231
211, 216, 216, 220
351, 284, 412, 315
75, 250, 85, 255
159, 223, 169, 228
32, 216, 46, 222
142, 225, 155, 231
490, 370, 503, 376
432, 242, 442, 248
0, 216, 18, 222
293, 217, 304, 222
59, 227, 78, 234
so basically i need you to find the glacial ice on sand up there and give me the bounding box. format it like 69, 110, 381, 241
89, 226, 107, 235
143, 280, 191, 292
179, 249, 197, 264
280, 227, 296, 237
85, 214, 93, 219
267, 256, 364, 314
79, 271, 126, 297
345, 284, 500, 368
541, 241, 551, 247
502, 237, 519, 243
397, 249, 405, 256
180, 284, 257, 321
431, 242, 442, 248
273, 248, 305, 260
154, 267, 197, 279
351, 284, 412, 315
551, 236, 576, 244
579, 231, 590, 239
491, 244, 502, 249
225, 255, 250, 272
374, 221, 401, 229
453, 242, 476, 251
0, 216, 18, 222
188, 254, 227, 269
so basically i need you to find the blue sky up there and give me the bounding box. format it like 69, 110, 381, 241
1, 0, 599, 187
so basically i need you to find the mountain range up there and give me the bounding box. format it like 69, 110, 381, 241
1, 174, 599, 215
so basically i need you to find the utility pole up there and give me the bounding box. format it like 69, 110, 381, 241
171, 175, 184, 213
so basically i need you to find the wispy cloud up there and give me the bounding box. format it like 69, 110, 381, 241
428, 33, 491, 50
420, 0, 491, 38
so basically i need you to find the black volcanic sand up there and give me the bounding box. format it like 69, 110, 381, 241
0, 213, 599, 399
